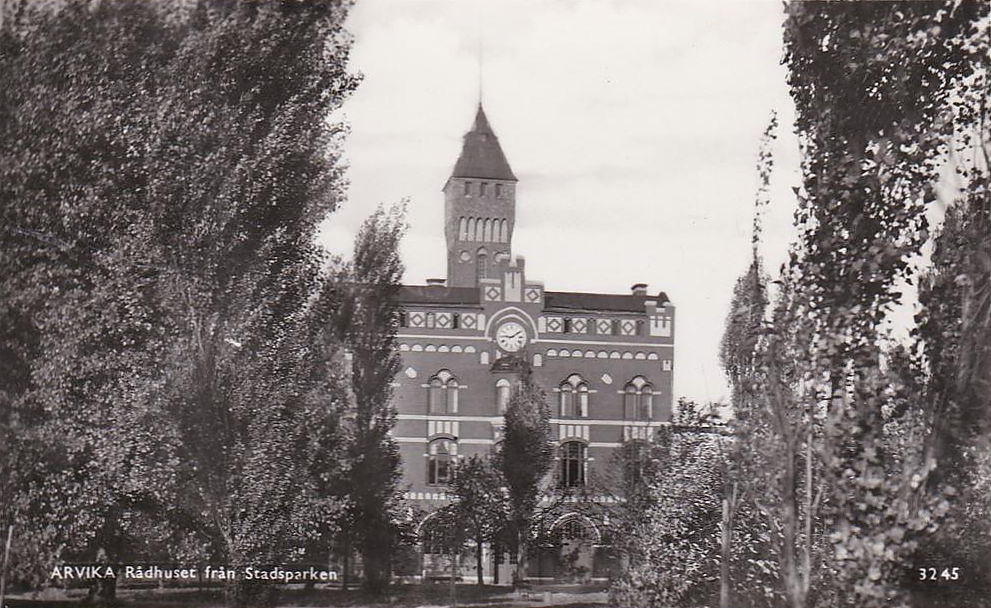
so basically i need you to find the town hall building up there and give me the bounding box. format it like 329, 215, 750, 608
391, 104, 675, 582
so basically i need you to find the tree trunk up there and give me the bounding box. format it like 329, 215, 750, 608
802, 425, 813, 594
341, 542, 350, 591
492, 541, 500, 585
476, 534, 484, 585
0, 525, 13, 608
720, 483, 737, 608
782, 438, 804, 608
449, 544, 457, 606
514, 527, 526, 588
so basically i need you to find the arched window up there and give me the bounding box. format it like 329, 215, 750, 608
559, 374, 589, 418
473, 218, 484, 241
555, 517, 592, 543
624, 376, 654, 420
483, 218, 492, 242
421, 515, 453, 554
476, 248, 488, 281
496, 378, 512, 413
499, 219, 508, 242
560, 441, 586, 488
458, 217, 468, 240
428, 370, 459, 413
428, 438, 456, 486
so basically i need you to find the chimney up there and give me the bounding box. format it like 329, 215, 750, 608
426, 278, 446, 287
631, 283, 648, 296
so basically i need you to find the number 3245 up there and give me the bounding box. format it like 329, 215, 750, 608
919, 567, 960, 581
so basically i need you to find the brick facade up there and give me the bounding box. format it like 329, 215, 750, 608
392, 104, 675, 582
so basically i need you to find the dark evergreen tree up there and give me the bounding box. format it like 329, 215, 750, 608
498, 363, 552, 585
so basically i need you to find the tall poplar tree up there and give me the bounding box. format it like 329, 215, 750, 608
333, 205, 407, 596
0, 2, 360, 606
499, 363, 552, 584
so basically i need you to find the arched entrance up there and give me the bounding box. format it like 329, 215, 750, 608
528, 514, 599, 582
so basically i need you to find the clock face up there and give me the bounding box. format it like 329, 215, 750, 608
496, 321, 527, 352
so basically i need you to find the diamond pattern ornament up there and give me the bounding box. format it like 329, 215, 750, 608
485, 286, 502, 301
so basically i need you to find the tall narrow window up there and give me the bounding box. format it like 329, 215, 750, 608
398, 311, 408, 327
624, 376, 654, 421
428, 370, 459, 413
480, 182, 488, 197
428, 439, 455, 485
559, 385, 573, 417
577, 384, 589, 417
624, 385, 637, 419
426, 312, 436, 328
640, 389, 653, 420
458, 217, 468, 240
429, 378, 444, 413
463, 181, 472, 196
560, 441, 586, 488
611, 319, 621, 335
495, 183, 503, 198
496, 378, 512, 413
559, 374, 589, 418
562, 318, 572, 334
476, 250, 488, 281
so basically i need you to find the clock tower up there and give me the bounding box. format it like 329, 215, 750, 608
443, 104, 518, 288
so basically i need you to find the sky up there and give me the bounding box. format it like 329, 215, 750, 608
319, 0, 805, 405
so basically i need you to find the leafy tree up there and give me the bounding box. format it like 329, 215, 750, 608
498, 362, 552, 585
609, 401, 726, 608
780, 3, 988, 607
0, 2, 359, 606
708, 4, 991, 608
332, 204, 407, 596
445, 454, 509, 585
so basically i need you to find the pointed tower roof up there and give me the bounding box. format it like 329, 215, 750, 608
450, 104, 517, 181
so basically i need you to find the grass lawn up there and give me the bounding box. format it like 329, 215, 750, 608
4, 582, 610, 608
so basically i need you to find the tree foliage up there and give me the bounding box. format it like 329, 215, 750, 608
332, 204, 407, 596
444, 455, 509, 585
498, 363, 553, 584
0, 1, 367, 605
610, 401, 729, 608
711, 3, 990, 608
